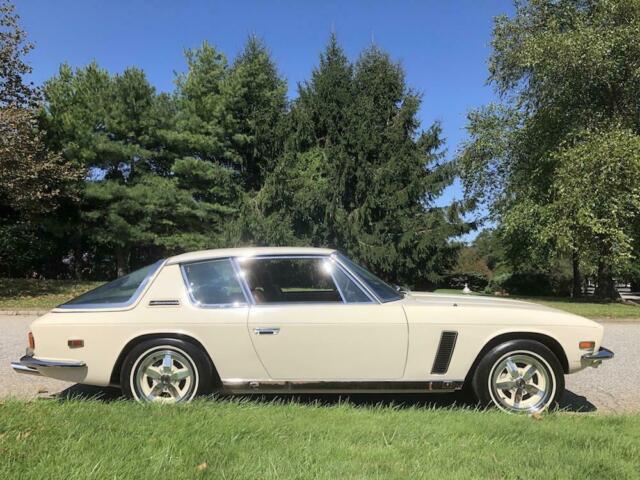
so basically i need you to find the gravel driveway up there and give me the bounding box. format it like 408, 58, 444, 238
1, 314, 638, 413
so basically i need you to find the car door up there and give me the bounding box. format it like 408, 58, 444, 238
241, 256, 408, 380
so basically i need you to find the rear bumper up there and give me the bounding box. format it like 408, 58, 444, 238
11, 362, 41, 376
582, 347, 614, 368
11, 355, 86, 376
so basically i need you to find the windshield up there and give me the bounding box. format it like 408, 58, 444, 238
59, 260, 164, 308
336, 254, 403, 303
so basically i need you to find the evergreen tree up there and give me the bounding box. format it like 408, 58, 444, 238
43, 61, 242, 276
344, 46, 465, 286
255, 35, 353, 247
258, 37, 467, 287
225, 36, 287, 191
171, 42, 230, 166
44, 64, 155, 275
168, 42, 246, 249
8, 24, 465, 284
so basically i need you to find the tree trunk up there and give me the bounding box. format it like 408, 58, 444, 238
73, 235, 84, 280
115, 246, 129, 277
594, 260, 619, 300
571, 251, 582, 298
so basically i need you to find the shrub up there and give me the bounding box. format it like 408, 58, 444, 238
488, 271, 572, 296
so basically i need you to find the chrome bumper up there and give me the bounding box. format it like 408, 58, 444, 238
11, 355, 86, 376
582, 347, 614, 368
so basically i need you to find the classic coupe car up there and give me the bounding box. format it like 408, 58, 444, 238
12, 247, 613, 413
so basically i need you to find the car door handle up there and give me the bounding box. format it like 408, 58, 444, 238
254, 327, 280, 335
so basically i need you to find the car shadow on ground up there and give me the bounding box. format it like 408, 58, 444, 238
53, 384, 597, 413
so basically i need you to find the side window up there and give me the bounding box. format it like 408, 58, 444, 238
60, 260, 163, 308
241, 257, 344, 304
181, 259, 246, 306
331, 265, 373, 303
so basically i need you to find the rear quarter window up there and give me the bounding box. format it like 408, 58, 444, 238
59, 260, 164, 309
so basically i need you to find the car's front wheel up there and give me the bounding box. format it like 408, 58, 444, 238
471, 340, 564, 414
120, 339, 213, 403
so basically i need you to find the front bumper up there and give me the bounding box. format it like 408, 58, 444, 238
11, 355, 86, 377
582, 347, 614, 368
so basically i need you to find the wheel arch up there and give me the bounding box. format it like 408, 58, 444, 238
464, 331, 569, 385
110, 332, 221, 386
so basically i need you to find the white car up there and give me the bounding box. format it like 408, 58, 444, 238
12, 247, 613, 413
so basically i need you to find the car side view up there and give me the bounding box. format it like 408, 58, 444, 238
12, 247, 613, 413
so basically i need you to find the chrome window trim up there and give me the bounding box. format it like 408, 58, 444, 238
241, 301, 379, 307
236, 254, 330, 260
180, 257, 250, 309
327, 262, 347, 302
234, 254, 376, 305
329, 258, 376, 304
331, 254, 383, 304
230, 257, 255, 305
56, 259, 166, 310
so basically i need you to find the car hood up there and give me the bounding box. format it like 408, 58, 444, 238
400, 291, 604, 330
402, 291, 558, 312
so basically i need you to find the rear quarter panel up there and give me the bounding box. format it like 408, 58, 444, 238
30, 264, 266, 386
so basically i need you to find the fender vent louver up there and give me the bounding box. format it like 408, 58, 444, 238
431, 331, 458, 374
148, 299, 180, 307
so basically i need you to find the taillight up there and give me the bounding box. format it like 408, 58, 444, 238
28, 331, 35, 350
67, 339, 84, 348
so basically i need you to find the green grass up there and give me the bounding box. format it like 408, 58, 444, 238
0, 399, 639, 479
0, 278, 102, 310
434, 288, 640, 319
518, 297, 640, 319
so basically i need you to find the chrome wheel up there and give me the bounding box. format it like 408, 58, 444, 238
131, 347, 198, 403
488, 350, 555, 413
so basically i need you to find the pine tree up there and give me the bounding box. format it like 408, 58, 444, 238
170, 42, 230, 165
168, 42, 246, 249
344, 45, 465, 286
225, 36, 287, 191
255, 35, 353, 247
43, 61, 243, 276
258, 37, 468, 287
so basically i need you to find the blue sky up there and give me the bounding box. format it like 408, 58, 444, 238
17, 0, 513, 214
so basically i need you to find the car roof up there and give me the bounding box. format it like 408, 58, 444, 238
165, 246, 337, 265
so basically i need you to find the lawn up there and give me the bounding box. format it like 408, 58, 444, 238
0, 398, 639, 479
434, 288, 640, 320
0, 278, 102, 310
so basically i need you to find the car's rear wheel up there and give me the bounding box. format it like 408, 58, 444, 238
120, 339, 213, 403
471, 340, 564, 414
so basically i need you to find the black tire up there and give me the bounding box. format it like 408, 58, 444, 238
471, 339, 564, 413
120, 338, 215, 403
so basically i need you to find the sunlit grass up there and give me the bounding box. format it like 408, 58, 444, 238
1, 398, 639, 479
0, 278, 102, 310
